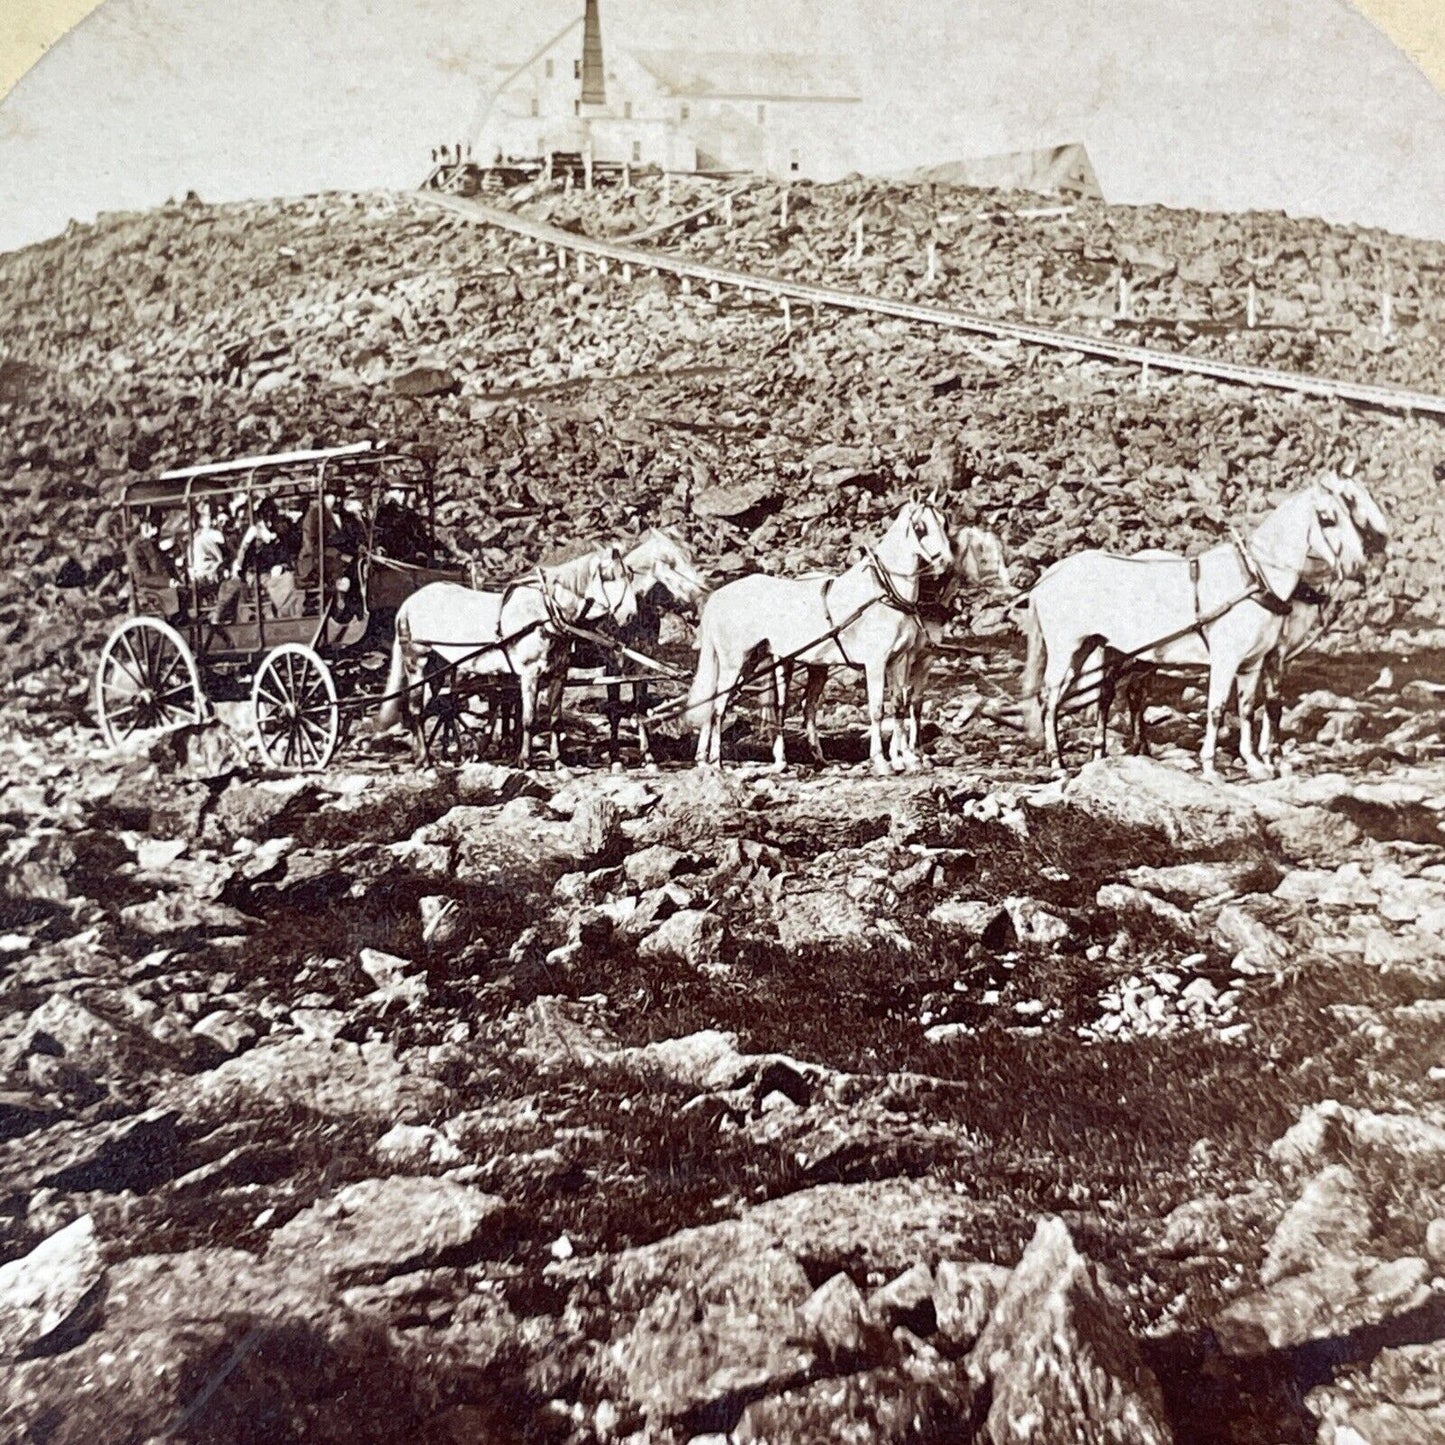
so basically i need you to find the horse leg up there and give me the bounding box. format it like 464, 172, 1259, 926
544, 668, 567, 767
1042, 638, 1092, 775
1124, 669, 1151, 756
1094, 660, 1116, 761
889, 683, 914, 772
803, 666, 828, 765
865, 657, 890, 777
635, 682, 657, 773
770, 661, 789, 772
1200, 663, 1236, 779
1236, 667, 1272, 780
517, 668, 540, 768
606, 680, 622, 771
1259, 657, 1283, 765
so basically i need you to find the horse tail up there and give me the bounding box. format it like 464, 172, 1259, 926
376, 606, 411, 732
1017, 593, 1047, 746
685, 613, 719, 733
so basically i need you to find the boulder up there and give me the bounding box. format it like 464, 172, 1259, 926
0, 1215, 104, 1360
269, 1176, 508, 1286
164, 1036, 450, 1127
624, 843, 695, 890
0, 1108, 180, 1199
868, 1262, 936, 1333
932, 1261, 1011, 1349
1211, 904, 1290, 973
372, 1122, 464, 1173
798, 1271, 893, 1368
1260, 1166, 1375, 1285
1306, 1341, 1445, 1444
1062, 756, 1267, 855
966, 1217, 1173, 1445
637, 908, 727, 973
734, 1364, 976, 1444
0, 1246, 416, 1444
610, 1246, 815, 1424
1214, 1254, 1434, 1354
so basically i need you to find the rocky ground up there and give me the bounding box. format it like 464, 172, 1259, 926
1, 178, 1444, 1442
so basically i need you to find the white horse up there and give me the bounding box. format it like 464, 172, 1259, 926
1110, 473, 1389, 763
686, 498, 954, 774
1018, 484, 1366, 778
542, 529, 710, 769
885, 526, 1016, 768
375, 546, 638, 766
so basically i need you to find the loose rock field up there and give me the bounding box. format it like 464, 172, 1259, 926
1, 180, 1443, 1443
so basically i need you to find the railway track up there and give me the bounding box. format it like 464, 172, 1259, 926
417, 189, 1445, 419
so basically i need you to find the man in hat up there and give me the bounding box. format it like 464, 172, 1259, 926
126, 509, 183, 619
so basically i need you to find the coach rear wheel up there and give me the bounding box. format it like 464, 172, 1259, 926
419, 666, 506, 764
95, 617, 204, 748
252, 643, 339, 772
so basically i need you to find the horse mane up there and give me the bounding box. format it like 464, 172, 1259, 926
541, 550, 601, 599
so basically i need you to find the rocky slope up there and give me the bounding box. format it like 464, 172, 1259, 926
1, 181, 1443, 706
1, 181, 1444, 1442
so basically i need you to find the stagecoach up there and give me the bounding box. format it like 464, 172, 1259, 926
95, 440, 470, 770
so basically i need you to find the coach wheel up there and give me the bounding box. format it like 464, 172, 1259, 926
95, 616, 204, 748
251, 644, 339, 772
420, 678, 493, 764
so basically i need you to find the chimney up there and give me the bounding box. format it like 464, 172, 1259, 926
581, 0, 606, 107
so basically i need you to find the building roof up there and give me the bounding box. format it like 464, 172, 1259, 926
630, 50, 859, 103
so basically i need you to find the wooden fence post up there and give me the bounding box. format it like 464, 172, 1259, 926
663, 171, 671, 206
782, 296, 792, 334
622, 262, 633, 283
622, 162, 631, 191
1117, 274, 1130, 320
781, 188, 790, 227
1381, 288, 1393, 337
1025, 273, 1034, 319
1246, 280, 1257, 329
583, 146, 594, 191
709, 279, 721, 302
926, 241, 937, 283
853, 217, 864, 261
723, 192, 734, 228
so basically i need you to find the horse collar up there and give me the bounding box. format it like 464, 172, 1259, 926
1228, 531, 1292, 614
865, 547, 921, 617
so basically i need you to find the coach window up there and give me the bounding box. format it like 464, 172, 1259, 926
530, 96, 539, 118
680, 102, 690, 121
632, 140, 642, 163
545, 58, 554, 78
757, 103, 766, 124
623, 100, 633, 119
574, 59, 581, 80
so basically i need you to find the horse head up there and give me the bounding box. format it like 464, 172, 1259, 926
1319, 472, 1389, 558
1307, 485, 1367, 583
585, 545, 640, 625
627, 529, 709, 607
955, 527, 1014, 598
890, 494, 953, 579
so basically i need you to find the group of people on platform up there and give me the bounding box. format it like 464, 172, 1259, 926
126, 492, 361, 629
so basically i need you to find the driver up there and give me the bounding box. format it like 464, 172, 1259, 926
126, 508, 183, 620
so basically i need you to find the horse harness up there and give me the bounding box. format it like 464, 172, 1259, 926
818, 546, 935, 668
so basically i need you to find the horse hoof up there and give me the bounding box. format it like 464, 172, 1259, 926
1246, 761, 1273, 782
610, 761, 624, 775
643, 762, 660, 776
870, 759, 893, 779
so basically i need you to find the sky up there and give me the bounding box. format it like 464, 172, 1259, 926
2, 0, 1445, 253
